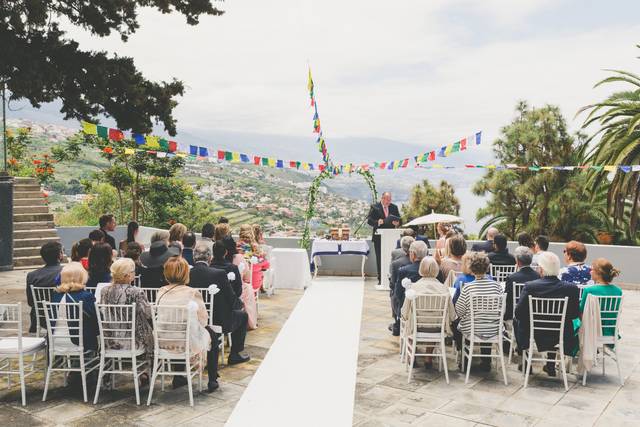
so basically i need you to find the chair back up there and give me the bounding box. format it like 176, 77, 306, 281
490, 264, 517, 284
44, 299, 85, 354
31, 286, 56, 337
196, 286, 219, 326
151, 305, 191, 357
512, 282, 526, 318
444, 270, 461, 288
95, 303, 137, 353
133, 275, 141, 287
527, 296, 568, 348
594, 295, 623, 337
140, 288, 159, 304
0, 303, 24, 351
410, 294, 448, 335
469, 294, 505, 339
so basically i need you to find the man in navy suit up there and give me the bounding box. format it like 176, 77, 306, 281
390, 241, 428, 336
471, 227, 498, 253
504, 246, 540, 321
367, 192, 401, 285
515, 252, 580, 377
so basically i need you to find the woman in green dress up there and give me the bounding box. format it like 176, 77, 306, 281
579, 258, 623, 336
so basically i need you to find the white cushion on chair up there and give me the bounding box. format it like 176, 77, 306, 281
0, 337, 46, 354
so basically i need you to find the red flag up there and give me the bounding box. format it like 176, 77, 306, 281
380, 162, 387, 169
168, 141, 177, 152
460, 138, 467, 151
318, 164, 325, 172
217, 150, 225, 160
253, 156, 261, 165
428, 151, 436, 161
465, 164, 475, 168
289, 161, 297, 168
401, 159, 409, 168
108, 128, 124, 141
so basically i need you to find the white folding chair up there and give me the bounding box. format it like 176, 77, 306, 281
140, 288, 159, 305
462, 294, 508, 385
522, 296, 570, 391
31, 286, 56, 337
0, 303, 47, 406
43, 299, 100, 402
146, 305, 204, 407
404, 294, 450, 384
444, 270, 462, 288
94, 303, 148, 405
490, 264, 517, 285
582, 295, 624, 386
506, 282, 526, 364
197, 286, 231, 366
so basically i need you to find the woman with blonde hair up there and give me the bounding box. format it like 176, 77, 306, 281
168, 223, 187, 249
155, 257, 219, 392
580, 258, 623, 335
237, 224, 269, 291
52, 262, 100, 351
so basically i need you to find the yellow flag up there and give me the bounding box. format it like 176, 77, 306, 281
124, 148, 135, 155
232, 152, 240, 162
145, 135, 160, 148
604, 165, 616, 172
81, 121, 97, 135
432, 164, 444, 169
268, 158, 276, 167
302, 162, 309, 170
175, 153, 187, 158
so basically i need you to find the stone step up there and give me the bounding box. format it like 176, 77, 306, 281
14, 246, 42, 258
13, 229, 59, 239
13, 191, 43, 199
14, 184, 41, 192
13, 256, 45, 268
13, 221, 55, 230
13, 198, 46, 207
13, 213, 54, 223
14, 176, 38, 182
14, 205, 49, 214
14, 236, 60, 249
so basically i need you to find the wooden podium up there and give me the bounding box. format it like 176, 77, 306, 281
376, 228, 405, 291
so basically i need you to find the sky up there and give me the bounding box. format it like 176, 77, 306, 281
51, 0, 640, 154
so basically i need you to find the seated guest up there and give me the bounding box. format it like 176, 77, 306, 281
150, 229, 170, 245
182, 232, 197, 266
488, 234, 516, 265
26, 241, 64, 333
169, 222, 187, 249
454, 251, 502, 371
515, 252, 580, 377
580, 258, 622, 336
71, 238, 93, 270
156, 257, 218, 392
471, 227, 498, 253
89, 229, 105, 245
100, 258, 154, 360
531, 235, 549, 268
189, 243, 250, 365
252, 224, 266, 245
52, 262, 99, 352
139, 240, 180, 288
435, 223, 451, 251
401, 257, 455, 369
99, 213, 117, 251
216, 223, 238, 263
199, 223, 215, 253
391, 240, 428, 336
394, 228, 416, 253
452, 253, 476, 304
436, 234, 467, 283
517, 232, 535, 250
218, 217, 230, 224
388, 236, 414, 330
559, 240, 593, 285
237, 225, 270, 291
86, 242, 113, 288
504, 247, 540, 321
124, 241, 144, 277
119, 221, 143, 257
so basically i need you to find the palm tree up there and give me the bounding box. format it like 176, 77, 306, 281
579, 57, 640, 241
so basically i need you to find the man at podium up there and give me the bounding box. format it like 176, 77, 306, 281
367, 192, 401, 285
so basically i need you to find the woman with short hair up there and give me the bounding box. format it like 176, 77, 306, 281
560, 240, 592, 285
580, 258, 623, 336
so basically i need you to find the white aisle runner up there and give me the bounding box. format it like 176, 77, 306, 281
226, 277, 365, 427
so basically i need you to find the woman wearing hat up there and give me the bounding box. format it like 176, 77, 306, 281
139, 240, 180, 288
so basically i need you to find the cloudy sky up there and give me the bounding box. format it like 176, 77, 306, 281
55, 0, 640, 152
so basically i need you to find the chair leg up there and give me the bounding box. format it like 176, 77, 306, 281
94, 356, 105, 404
18, 354, 26, 406
186, 359, 194, 407
602, 346, 606, 376
42, 356, 53, 402
582, 369, 588, 386
465, 340, 473, 384
559, 351, 569, 391
80, 355, 88, 403
498, 345, 508, 386
147, 357, 160, 406
441, 340, 449, 385
524, 349, 533, 388
132, 356, 140, 406
613, 346, 624, 386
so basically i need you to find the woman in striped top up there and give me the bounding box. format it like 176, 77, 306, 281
453, 251, 503, 371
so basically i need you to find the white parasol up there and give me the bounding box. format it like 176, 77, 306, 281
404, 212, 463, 227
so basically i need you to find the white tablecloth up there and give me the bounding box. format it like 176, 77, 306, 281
271, 248, 312, 289
310, 239, 370, 266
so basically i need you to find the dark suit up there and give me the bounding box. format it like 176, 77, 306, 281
367, 202, 401, 283
471, 240, 494, 253
389, 254, 411, 319
392, 261, 421, 329
52, 290, 100, 351
488, 250, 516, 266
189, 262, 247, 356
101, 228, 117, 252
396, 235, 430, 249
515, 276, 580, 355
26, 263, 62, 333
211, 259, 243, 299
504, 266, 540, 320
139, 265, 167, 289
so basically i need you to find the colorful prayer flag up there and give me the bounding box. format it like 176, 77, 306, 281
189, 145, 198, 156
168, 141, 177, 153
159, 138, 169, 152
240, 154, 250, 163
108, 128, 124, 141
475, 131, 482, 145
81, 121, 98, 135
132, 133, 145, 145
460, 138, 467, 151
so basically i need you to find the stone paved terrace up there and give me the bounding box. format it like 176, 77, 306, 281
1, 270, 640, 426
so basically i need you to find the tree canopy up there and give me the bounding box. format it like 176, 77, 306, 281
403, 179, 460, 221
1, 1, 224, 135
